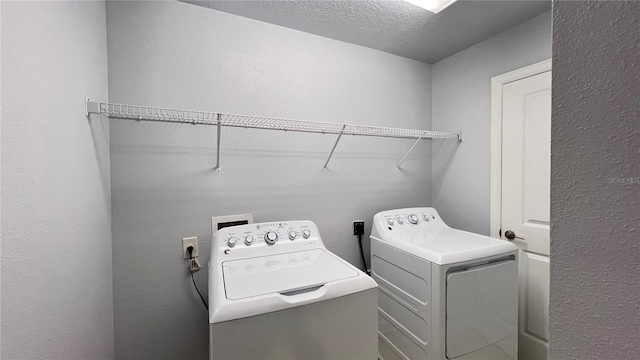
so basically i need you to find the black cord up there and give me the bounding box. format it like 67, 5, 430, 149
191, 271, 208, 311
357, 233, 369, 274
188, 246, 208, 311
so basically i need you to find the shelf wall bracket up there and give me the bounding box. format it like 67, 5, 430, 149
85, 98, 101, 117
214, 114, 222, 173
396, 134, 425, 171
323, 124, 347, 172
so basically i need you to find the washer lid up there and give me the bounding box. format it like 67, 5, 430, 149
382, 228, 517, 264
222, 249, 359, 300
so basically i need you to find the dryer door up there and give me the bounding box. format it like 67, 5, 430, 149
446, 260, 517, 359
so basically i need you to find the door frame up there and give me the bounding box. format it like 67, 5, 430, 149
489, 59, 552, 238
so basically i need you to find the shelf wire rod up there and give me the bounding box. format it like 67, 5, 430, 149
396, 133, 425, 171
214, 114, 222, 173
323, 124, 347, 172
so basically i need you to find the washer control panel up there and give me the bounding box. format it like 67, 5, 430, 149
214, 220, 318, 252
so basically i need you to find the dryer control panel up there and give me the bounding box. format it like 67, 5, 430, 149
371, 207, 450, 239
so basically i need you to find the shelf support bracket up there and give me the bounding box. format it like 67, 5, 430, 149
323, 124, 346, 172
85, 98, 101, 117
214, 114, 222, 173
396, 134, 425, 171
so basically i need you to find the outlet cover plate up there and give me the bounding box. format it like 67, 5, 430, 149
182, 236, 198, 259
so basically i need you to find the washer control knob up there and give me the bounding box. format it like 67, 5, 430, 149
408, 214, 418, 224
302, 229, 311, 238
244, 235, 254, 246
227, 237, 238, 248
289, 231, 297, 240
264, 231, 278, 245
396, 216, 404, 224
386, 218, 394, 225
422, 214, 429, 221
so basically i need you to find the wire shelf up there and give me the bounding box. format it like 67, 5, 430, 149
89, 101, 460, 140
86, 99, 461, 171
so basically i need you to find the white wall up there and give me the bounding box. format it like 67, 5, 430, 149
431, 11, 551, 234
550, 2, 640, 359
1, 2, 114, 359
106, 2, 432, 358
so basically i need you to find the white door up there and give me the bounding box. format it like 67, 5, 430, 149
501, 71, 551, 360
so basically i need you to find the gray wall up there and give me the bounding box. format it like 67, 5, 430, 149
1, 1, 114, 359
431, 11, 551, 234
550, 2, 640, 359
106, 1, 432, 358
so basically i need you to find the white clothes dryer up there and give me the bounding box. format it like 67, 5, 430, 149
370, 208, 518, 360
209, 220, 378, 360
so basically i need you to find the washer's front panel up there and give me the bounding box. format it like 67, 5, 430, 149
210, 289, 377, 360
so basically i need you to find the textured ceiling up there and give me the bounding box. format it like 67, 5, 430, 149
182, 0, 551, 64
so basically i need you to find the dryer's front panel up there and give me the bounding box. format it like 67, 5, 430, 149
446, 260, 518, 359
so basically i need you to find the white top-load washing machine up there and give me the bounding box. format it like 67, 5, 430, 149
371, 208, 519, 360
209, 220, 378, 360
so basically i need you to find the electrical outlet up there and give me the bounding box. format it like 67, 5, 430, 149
353, 221, 365, 235
182, 236, 198, 259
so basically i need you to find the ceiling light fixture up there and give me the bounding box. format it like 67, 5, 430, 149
404, 0, 459, 13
